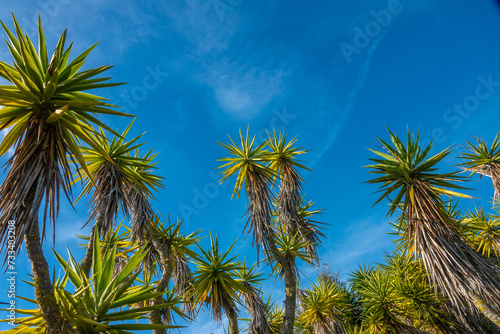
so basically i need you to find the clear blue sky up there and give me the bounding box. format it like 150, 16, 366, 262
1, 0, 500, 332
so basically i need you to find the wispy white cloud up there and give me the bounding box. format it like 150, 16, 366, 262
201, 59, 287, 120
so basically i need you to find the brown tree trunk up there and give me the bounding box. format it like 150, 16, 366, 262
147, 225, 174, 334
224, 305, 239, 334
471, 293, 500, 328
81, 201, 108, 277
266, 234, 296, 334
147, 265, 173, 334
282, 257, 296, 334
24, 218, 66, 333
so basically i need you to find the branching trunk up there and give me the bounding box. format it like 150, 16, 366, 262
266, 233, 296, 334
24, 218, 65, 333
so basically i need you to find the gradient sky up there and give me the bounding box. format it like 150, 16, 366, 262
1, 0, 500, 332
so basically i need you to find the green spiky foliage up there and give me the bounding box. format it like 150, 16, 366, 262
366, 129, 500, 322
461, 206, 500, 259
381, 253, 456, 333
0, 14, 129, 254
349, 265, 422, 334
268, 231, 317, 279
146, 215, 201, 323
235, 262, 271, 334
0, 229, 180, 334
0, 15, 130, 332
460, 132, 500, 202
297, 277, 351, 334
219, 128, 323, 334
189, 233, 247, 333
294, 197, 326, 262
76, 121, 163, 276
267, 131, 310, 235
74, 121, 156, 235
78, 220, 198, 332
264, 301, 285, 334
218, 128, 274, 252
342, 325, 366, 334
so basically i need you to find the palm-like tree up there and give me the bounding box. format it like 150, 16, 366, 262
0, 16, 129, 332
366, 129, 500, 325
461, 206, 500, 259
3, 228, 180, 333
218, 129, 319, 334
75, 121, 153, 276
78, 131, 199, 334
235, 262, 271, 334
143, 215, 200, 333
297, 277, 351, 334
188, 233, 247, 334
218, 128, 274, 253
267, 131, 310, 235
460, 132, 500, 202
264, 301, 285, 334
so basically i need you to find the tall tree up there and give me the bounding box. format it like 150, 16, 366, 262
235, 263, 271, 334
461, 206, 500, 260
366, 129, 500, 326
460, 132, 500, 202
218, 129, 320, 334
0, 15, 128, 333
189, 233, 247, 334
75, 121, 148, 276
5, 228, 180, 333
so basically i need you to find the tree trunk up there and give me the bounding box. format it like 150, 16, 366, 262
81, 202, 108, 277
471, 293, 500, 328
224, 305, 239, 334
147, 225, 174, 334
147, 265, 173, 334
282, 256, 296, 334
265, 234, 296, 334
24, 218, 66, 333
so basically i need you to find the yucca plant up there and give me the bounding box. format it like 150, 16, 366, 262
461, 206, 500, 259
218, 128, 321, 334
350, 266, 420, 334
366, 129, 500, 326
460, 132, 500, 202
267, 131, 310, 235
144, 215, 200, 333
188, 233, 247, 334
297, 277, 351, 334
265, 301, 285, 334
218, 127, 274, 253
0, 228, 180, 333
75, 121, 157, 276
235, 262, 271, 334
0, 15, 130, 332
381, 253, 455, 333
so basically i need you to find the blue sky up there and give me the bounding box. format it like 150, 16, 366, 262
1, 0, 500, 332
